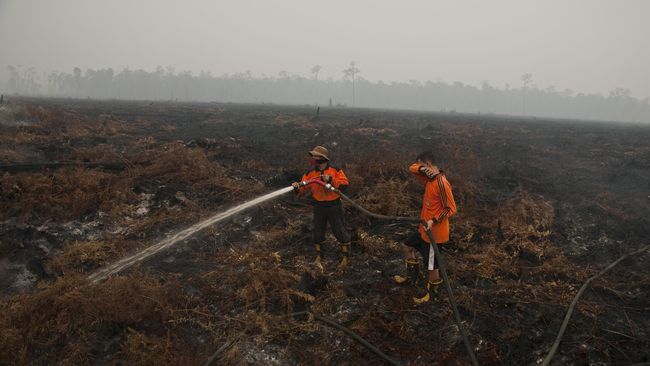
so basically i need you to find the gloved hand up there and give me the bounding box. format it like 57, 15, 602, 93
419, 166, 437, 179
321, 174, 332, 183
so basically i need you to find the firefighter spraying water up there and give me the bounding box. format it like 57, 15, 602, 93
291, 146, 351, 271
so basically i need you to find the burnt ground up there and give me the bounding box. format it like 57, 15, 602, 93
0, 98, 649, 365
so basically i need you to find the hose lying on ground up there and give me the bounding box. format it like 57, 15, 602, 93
201, 341, 233, 366
202, 311, 401, 366
540, 244, 650, 366
292, 310, 402, 366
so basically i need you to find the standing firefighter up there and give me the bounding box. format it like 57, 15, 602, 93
292, 146, 351, 270
394, 151, 457, 304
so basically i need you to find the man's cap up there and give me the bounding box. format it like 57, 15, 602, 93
309, 146, 330, 160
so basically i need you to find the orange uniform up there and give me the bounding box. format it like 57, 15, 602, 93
298, 165, 349, 204
409, 163, 457, 243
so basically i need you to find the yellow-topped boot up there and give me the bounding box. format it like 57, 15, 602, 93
413, 279, 443, 305
393, 258, 419, 284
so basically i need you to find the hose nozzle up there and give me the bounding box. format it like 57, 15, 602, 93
298, 179, 336, 191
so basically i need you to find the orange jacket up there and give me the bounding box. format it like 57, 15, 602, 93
298, 164, 349, 204
409, 163, 457, 244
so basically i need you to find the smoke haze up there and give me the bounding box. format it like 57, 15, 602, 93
1, 0, 649, 121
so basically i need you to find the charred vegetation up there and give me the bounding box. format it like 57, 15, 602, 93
1, 99, 648, 365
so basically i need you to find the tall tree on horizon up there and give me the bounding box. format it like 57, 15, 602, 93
311, 65, 322, 105
521, 73, 533, 116
343, 61, 360, 106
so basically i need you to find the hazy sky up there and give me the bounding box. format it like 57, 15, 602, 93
1, 0, 649, 98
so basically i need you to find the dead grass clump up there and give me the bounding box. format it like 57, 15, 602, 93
355, 229, 400, 256
258, 219, 303, 249
0, 315, 22, 364
454, 191, 593, 308
30, 107, 93, 138
136, 136, 157, 146
0, 123, 45, 146
160, 123, 177, 133
0, 168, 135, 222
456, 191, 556, 280
29, 108, 136, 139
133, 143, 265, 208
47, 241, 120, 275
121, 329, 200, 366
95, 113, 137, 136
355, 178, 418, 217
458, 190, 553, 246
136, 144, 209, 183
343, 161, 403, 197
498, 191, 554, 235
195, 246, 318, 362
214, 247, 305, 313
0, 147, 28, 162
0, 273, 191, 364
69, 145, 123, 163
122, 329, 173, 363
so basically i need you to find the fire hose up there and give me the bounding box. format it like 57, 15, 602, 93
539, 244, 650, 366
297, 178, 480, 366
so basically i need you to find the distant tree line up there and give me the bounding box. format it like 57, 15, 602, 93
2, 65, 649, 123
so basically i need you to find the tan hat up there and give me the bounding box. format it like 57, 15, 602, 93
309, 145, 330, 160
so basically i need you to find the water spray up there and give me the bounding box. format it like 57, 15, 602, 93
88, 186, 295, 283
89, 178, 332, 283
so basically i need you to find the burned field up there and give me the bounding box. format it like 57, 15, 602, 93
1, 99, 649, 365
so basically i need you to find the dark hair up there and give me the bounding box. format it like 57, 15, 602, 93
416, 151, 436, 164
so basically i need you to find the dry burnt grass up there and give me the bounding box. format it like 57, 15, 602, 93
0, 99, 649, 365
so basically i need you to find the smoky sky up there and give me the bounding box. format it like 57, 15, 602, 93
1, 0, 649, 98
